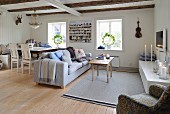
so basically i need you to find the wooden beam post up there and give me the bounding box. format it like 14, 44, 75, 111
0, 0, 39, 5
41, 0, 81, 17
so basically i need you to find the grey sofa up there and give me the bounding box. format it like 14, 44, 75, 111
34, 50, 91, 88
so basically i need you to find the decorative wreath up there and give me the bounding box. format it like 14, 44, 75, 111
102, 33, 115, 46
52, 34, 63, 44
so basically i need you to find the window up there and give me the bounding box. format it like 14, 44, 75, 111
97, 19, 122, 50
48, 22, 66, 48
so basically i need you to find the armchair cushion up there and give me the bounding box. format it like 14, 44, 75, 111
131, 93, 158, 107
149, 84, 167, 99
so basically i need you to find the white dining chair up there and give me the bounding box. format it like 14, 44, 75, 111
20, 44, 34, 74
9, 44, 21, 72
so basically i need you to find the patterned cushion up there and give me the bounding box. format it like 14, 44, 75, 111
75, 49, 86, 59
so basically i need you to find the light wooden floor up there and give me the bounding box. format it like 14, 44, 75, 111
0, 68, 116, 114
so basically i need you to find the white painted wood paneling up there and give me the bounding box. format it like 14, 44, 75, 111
31, 8, 154, 68
0, 14, 30, 44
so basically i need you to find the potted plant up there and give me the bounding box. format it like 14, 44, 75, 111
102, 33, 115, 49
52, 34, 63, 48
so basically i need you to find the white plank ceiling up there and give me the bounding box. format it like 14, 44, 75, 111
0, 0, 155, 16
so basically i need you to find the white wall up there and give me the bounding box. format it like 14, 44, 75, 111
154, 0, 170, 62
32, 8, 154, 67
0, 14, 30, 44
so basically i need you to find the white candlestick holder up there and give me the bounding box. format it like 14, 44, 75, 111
159, 66, 168, 80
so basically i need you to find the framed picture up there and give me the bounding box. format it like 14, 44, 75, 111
69, 20, 92, 43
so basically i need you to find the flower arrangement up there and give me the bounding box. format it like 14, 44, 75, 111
26, 39, 36, 44
102, 33, 115, 46
25, 39, 37, 48
52, 34, 63, 44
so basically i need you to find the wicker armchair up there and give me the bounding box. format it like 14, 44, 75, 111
116, 84, 170, 114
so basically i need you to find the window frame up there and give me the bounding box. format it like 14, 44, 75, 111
47, 21, 67, 48
96, 18, 123, 51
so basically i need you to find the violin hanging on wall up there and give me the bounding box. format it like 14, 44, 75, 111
135, 18, 142, 38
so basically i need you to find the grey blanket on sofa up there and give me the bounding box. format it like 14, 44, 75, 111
38, 59, 57, 82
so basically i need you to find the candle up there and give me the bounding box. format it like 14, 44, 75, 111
151, 44, 152, 62
162, 67, 167, 79
145, 44, 146, 61
159, 62, 162, 75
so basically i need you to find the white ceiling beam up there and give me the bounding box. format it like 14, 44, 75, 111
41, 0, 82, 16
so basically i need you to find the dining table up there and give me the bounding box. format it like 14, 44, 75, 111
30, 47, 59, 59
18, 47, 64, 59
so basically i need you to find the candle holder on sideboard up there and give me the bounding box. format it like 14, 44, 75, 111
157, 62, 169, 80
153, 60, 159, 73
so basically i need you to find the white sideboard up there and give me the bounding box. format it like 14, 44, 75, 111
139, 61, 170, 93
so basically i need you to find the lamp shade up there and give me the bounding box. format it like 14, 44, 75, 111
29, 22, 41, 29
29, 10, 41, 29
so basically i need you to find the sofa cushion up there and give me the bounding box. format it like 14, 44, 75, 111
62, 50, 71, 57
49, 52, 61, 61
62, 55, 72, 66
81, 60, 89, 66
68, 62, 83, 75
55, 50, 63, 60
67, 47, 76, 60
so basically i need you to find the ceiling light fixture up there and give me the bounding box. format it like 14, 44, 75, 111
29, 10, 42, 29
